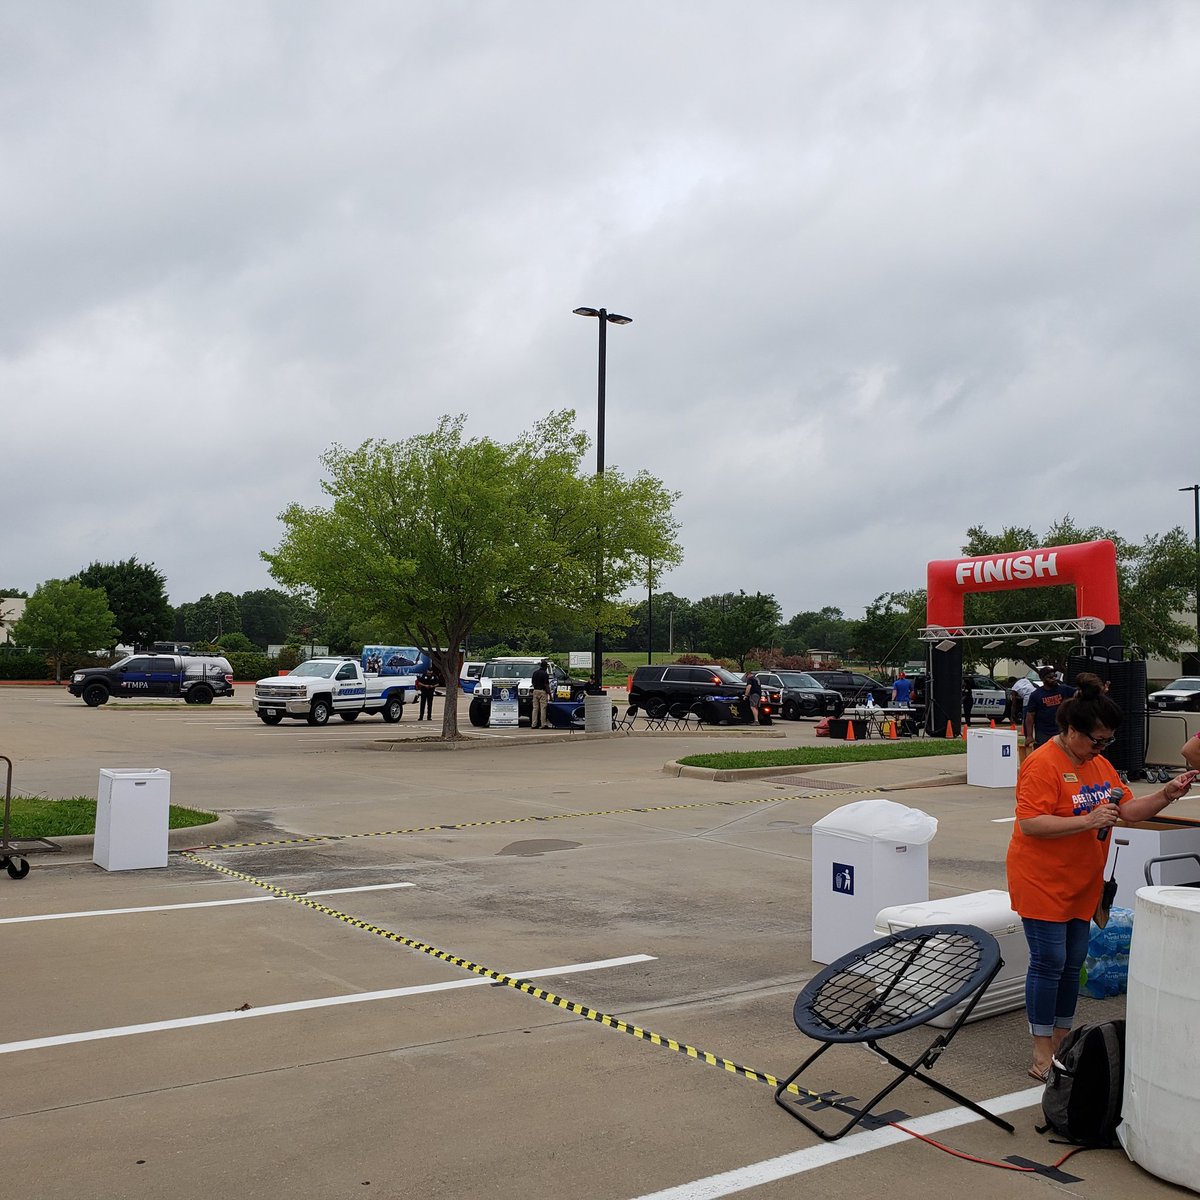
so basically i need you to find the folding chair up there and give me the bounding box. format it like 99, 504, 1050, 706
774, 924, 1013, 1141
643, 700, 670, 731
613, 704, 640, 733
672, 701, 705, 733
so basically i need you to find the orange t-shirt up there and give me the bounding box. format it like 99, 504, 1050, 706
1005, 740, 1123, 921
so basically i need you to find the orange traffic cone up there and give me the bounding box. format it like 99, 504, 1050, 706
888, 719, 897, 739
845, 718, 856, 741
945, 720, 954, 738
989, 718, 996, 728
961, 725, 968, 742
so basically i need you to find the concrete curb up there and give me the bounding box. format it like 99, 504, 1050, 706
663, 759, 969, 787
22, 812, 239, 860
369, 727, 787, 749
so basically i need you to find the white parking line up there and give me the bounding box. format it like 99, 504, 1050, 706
627, 1085, 1042, 1199
991, 817, 1016, 823
0, 882, 415, 924
0, 953, 656, 1056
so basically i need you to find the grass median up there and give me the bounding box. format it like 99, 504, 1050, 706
5, 796, 217, 838
676, 740, 970, 771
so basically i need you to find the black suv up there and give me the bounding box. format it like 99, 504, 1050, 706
68, 654, 235, 706
805, 669, 891, 708
629, 664, 749, 719
753, 670, 844, 720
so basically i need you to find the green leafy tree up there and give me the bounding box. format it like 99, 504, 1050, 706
263, 411, 682, 736
694, 590, 782, 669
181, 592, 241, 643
74, 557, 172, 650
780, 606, 853, 657
238, 588, 302, 650
0, 588, 29, 598
12, 579, 119, 682
215, 631, 257, 653
853, 591, 924, 675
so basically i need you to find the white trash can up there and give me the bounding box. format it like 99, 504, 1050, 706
966, 728, 1018, 788
93, 768, 171, 871
811, 798, 936, 964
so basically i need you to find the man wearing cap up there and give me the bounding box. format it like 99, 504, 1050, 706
1024, 667, 1077, 747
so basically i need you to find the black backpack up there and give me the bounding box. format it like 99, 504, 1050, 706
1038, 1019, 1126, 1145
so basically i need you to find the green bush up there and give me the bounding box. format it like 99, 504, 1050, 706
275, 644, 304, 670
226, 651, 274, 681
0, 651, 52, 680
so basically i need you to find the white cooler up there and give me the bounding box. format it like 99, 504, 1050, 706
873, 889, 1028, 1027
966, 728, 1018, 788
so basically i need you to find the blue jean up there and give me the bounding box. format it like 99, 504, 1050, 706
1022, 917, 1090, 1036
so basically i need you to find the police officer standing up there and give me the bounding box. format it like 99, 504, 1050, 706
415, 666, 438, 721
531, 660, 551, 729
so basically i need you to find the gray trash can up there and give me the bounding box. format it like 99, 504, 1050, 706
810, 798, 936, 964
583, 693, 610, 733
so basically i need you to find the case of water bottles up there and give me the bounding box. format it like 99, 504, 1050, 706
1081, 906, 1134, 998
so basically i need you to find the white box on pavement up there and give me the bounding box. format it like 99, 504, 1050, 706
811, 800, 933, 964
874, 889, 1028, 1027
94, 768, 171, 871
967, 728, 1018, 788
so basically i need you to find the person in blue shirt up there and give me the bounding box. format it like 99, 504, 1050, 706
1025, 666, 1077, 747
891, 672, 913, 707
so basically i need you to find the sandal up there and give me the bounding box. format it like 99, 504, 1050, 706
1027, 1065, 1049, 1083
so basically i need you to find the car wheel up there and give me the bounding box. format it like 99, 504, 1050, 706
782, 700, 798, 721
307, 699, 331, 726
468, 698, 490, 727
339, 711, 360, 722
381, 697, 404, 723
82, 684, 109, 707
258, 711, 283, 725
190, 685, 213, 705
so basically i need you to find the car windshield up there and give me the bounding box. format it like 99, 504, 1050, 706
712, 667, 749, 686
289, 661, 339, 678
1165, 678, 1200, 691
776, 671, 821, 688
483, 662, 539, 679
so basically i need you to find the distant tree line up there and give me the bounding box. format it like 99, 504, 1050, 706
5, 513, 1197, 683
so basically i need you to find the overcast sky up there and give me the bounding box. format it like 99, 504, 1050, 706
5, 2, 1199, 620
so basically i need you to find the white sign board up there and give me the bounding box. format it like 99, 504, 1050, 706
568, 651, 591, 670
490, 678, 520, 727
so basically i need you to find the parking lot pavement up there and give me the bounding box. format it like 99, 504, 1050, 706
1, 687, 1190, 1199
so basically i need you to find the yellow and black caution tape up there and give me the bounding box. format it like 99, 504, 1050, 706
196, 789, 883, 852
180, 850, 825, 1101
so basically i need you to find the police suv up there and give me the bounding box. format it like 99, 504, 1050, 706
69, 654, 235, 706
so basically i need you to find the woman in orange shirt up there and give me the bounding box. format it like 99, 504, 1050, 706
1006, 674, 1197, 1081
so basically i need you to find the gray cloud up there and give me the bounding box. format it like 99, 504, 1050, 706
3, 1, 1198, 620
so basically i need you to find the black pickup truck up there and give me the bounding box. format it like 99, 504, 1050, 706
68, 654, 235, 706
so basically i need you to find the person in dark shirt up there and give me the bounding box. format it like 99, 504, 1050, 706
742, 672, 762, 724
1025, 666, 1077, 747
415, 668, 438, 721
530, 660, 551, 729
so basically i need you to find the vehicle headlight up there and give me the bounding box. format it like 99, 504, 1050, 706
72, 673, 84, 683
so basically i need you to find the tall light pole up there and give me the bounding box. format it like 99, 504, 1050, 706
573, 306, 632, 686
1182, 484, 1200, 666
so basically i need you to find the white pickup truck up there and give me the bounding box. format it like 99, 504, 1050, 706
252, 657, 410, 726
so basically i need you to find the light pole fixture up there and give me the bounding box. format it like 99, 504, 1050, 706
573, 306, 632, 686
1181, 485, 1200, 664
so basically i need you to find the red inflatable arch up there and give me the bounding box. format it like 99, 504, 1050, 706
927, 539, 1121, 632
923, 539, 1121, 736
